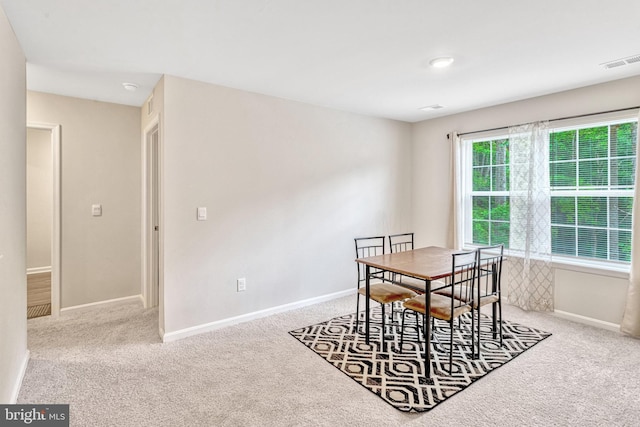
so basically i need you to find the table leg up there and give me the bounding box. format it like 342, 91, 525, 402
424, 278, 431, 379
365, 264, 370, 345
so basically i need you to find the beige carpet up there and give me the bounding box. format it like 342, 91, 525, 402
19, 296, 640, 426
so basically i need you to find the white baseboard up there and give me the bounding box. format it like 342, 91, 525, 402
60, 295, 143, 313
9, 350, 30, 404
26, 266, 51, 275
162, 288, 354, 343
553, 310, 620, 332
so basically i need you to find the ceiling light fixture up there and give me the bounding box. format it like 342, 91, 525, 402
429, 57, 454, 68
420, 104, 445, 111
122, 82, 139, 92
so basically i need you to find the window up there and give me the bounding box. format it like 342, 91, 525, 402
463, 116, 637, 265
471, 138, 510, 247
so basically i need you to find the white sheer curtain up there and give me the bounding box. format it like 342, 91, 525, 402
621, 110, 640, 337
506, 121, 554, 311
450, 132, 464, 250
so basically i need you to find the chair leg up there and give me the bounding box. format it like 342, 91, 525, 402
399, 309, 425, 352
391, 301, 397, 324
492, 301, 498, 339
399, 309, 406, 351
381, 303, 386, 350
471, 307, 476, 359
478, 305, 483, 359
448, 318, 454, 375
355, 292, 361, 332
498, 300, 503, 347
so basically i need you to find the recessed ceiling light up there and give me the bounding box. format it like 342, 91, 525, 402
122, 82, 139, 92
420, 104, 445, 111
429, 57, 454, 68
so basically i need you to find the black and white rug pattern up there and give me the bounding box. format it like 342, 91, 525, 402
289, 308, 551, 412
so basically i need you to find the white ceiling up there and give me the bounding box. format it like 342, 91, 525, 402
2, 0, 640, 122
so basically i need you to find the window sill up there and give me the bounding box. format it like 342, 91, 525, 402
462, 244, 630, 279
550, 257, 629, 280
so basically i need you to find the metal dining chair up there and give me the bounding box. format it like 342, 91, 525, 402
389, 232, 414, 253
473, 244, 504, 358
354, 236, 417, 349
433, 244, 504, 359
387, 232, 428, 293
399, 250, 477, 375
388, 233, 446, 294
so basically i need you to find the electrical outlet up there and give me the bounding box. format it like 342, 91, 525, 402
237, 278, 246, 292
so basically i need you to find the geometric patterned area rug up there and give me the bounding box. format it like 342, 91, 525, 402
27, 303, 51, 319
289, 308, 551, 412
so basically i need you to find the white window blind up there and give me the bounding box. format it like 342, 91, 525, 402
462, 115, 637, 265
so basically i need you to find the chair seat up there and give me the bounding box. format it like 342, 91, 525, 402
392, 276, 446, 294
403, 293, 471, 321
435, 285, 499, 308
358, 283, 417, 305
476, 294, 499, 308
434, 284, 471, 301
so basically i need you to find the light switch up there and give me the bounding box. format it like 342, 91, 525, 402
197, 207, 207, 221
92, 204, 102, 216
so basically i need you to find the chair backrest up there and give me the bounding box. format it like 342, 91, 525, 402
389, 232, 414, 253
449, 250, 478, 306
476, 244, 504, 302
354, 236, 386, 288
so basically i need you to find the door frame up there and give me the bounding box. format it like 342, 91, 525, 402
141, 116, 162, 310
27, 122, 61, 317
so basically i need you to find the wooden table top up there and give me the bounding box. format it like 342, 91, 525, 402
355, 246, 461, 281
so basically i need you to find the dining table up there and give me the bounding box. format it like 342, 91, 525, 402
355, 245, 460, 379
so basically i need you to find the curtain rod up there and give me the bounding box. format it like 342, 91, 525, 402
454, 105, 640, 138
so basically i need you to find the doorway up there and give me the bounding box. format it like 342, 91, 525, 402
143, 121, 160, 309
26, 123, 61, 318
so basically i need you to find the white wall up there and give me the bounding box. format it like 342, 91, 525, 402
161, 75, 412, 334
0, 5, 28, 403
27, 92, 142, 308
412, 75, 640, 326
26, 128, 52, 271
